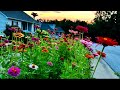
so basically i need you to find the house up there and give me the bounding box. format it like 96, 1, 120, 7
0, 11, 38, 35
40, 23, 64, 38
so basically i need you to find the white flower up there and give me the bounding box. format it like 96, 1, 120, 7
5, 43, 12, 46
29, 64, 38, 70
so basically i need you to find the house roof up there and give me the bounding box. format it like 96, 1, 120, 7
56, 27, 64, 32
48, 24, 56, 29
1, 11, 38, 23
40, 23, 54, 31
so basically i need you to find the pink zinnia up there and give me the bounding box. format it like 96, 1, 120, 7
93, 53, 99, 57
55, 46, 59, 50
32, 37, 39, 42
47, 62, 53, 66
8, 66, 21, 77
74, 37, 79, 41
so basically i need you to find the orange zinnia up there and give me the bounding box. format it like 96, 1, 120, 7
85, 54, 94, 59
13, 32, 24, 38
42, 48, 49, 53
18, 48, 27, 52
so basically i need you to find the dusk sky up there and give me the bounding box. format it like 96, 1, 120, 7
24, 11, 96, 23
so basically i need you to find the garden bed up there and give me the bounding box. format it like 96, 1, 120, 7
0, 34, 92, 79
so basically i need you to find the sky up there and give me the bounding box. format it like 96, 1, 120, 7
24, 11, 96, 23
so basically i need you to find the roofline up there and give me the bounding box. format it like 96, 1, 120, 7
0, 11, 8, 18
7, 17, 37, 24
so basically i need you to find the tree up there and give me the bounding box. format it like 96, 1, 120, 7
31, 12, 38, 19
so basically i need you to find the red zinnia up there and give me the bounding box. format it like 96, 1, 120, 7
97, 51, 106, 58
60, 57, 64, 61
75, 25, 88, 33
63, 37, 68, 42
96, 37, 118, 46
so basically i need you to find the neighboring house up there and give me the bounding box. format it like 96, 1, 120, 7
40, 23, 64, 38
0, 11, 38, 35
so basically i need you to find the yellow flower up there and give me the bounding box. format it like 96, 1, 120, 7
13, 32, 24, 38
18, 48, 27, 52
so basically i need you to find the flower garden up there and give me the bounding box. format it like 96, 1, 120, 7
0, 25, 118, 79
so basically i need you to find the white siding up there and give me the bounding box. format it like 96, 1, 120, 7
31, 23, 34, 33
7, 19, 12, 26
18, 21, 22, 28
0, 12, 8, 31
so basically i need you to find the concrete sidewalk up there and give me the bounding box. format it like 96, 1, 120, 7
91, 58, 119, 79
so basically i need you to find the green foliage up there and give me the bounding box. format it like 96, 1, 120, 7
0, 35, 92, 79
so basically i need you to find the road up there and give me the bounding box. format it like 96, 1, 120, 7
92, 43, 120, 73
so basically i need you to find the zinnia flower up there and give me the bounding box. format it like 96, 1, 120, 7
34, 25, 40, 29
93, 53, 99, 57
85, 54, 94, 59
18, 48, 27, 52
74, 37, 79, 41
32, 37, 39, 42
4, 40, 9, 43
42, 48, 49, 53
0, 43, 5, 47
8, 27, 17, 32
96, 37, 118, 47
29, 64, 38, 70
72, 62, 76, 68
63, 37, 68, 42
97, 51, 106, 58
75, 25, 88, 33
55, 46, 59, 50
8, 66, 21, 77
13, 32, 24, 38
12, 45, 17, 51
60, 57, 64, 61
28, 43, 34, 48
47, 62, 53, 66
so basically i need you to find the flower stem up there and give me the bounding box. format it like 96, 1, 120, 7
79, 32, 81, 40
82, 33, 84, 40
92, 46, 105, 78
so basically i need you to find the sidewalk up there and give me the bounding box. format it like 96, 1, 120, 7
91, 58, 119, 79
91, 43, 119, 79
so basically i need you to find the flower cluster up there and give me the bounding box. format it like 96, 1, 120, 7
75, 25, 88, 33
34, 25, 40, 29
80, 39, 93, 52
69, 30, 78, 35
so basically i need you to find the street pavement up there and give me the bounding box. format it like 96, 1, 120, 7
91, 43, 120, 79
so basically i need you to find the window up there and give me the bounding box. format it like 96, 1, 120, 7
14, 21, 18, 26
22, 22, 27, 30
12, 21, 14, 26
11, 21, 18, 26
